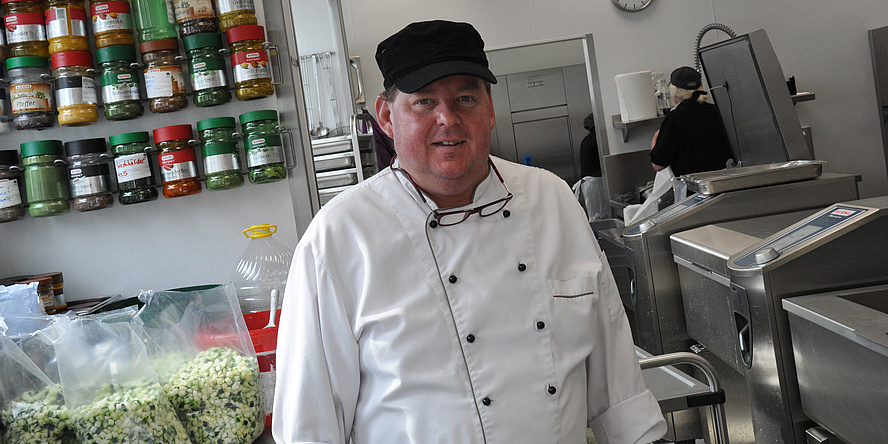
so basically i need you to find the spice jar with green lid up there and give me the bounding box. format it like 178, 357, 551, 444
110, 131, 159, 205
183, 32, 230, 107
65, 137, 114, 212
97, 44, 144, 120
197, 116, 243, 190
239, 109, 286, 184
20, 139, 69, 217
0, 149, 25, 223
7, 55, 55, 130
154, 123, 202, 198
225, 24, 273, 101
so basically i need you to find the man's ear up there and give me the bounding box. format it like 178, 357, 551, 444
375, 95, 395, 139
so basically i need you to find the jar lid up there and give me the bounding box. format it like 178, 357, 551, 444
183, 32, 223, 51
109, 131, 150, 146
51, 51, 94, 70
201, 141, 238, 157
31, 271, 63, 285
96, 45, 137, 64
197, 116, 236, 131
0, 150, 19, 166
0, 0, 41, 4
239, 109, 278, 125
65, 138, 108, 156
153, 124, 193, 143
20, 140, 64, 158
139, 38, 179, 55
225, 25, 265, 44
6, 56, 50, 70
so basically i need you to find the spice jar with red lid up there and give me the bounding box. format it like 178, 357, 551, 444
153, 123, 202, 198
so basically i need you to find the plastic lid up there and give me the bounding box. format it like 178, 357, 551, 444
197, 116, 236, 131
153, 124, 193, 143
6, 56, 49, 70
239, 110, 278, 125
243, 224, 277, 239
65, 138, 108, 156
0, 0, 41, 5
183, 32, 223, 51
51, 51, 94, 69
226, 25, 265, 44
96, 45, 137, 64
20, 140, 64, 158
139, 38, 179, 54
0, 150, 19, 166
109, 131, 150, 147
202, 141, 238, 157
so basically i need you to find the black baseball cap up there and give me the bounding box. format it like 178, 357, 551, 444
670, 66, 702, 90
375, 20, 497, 94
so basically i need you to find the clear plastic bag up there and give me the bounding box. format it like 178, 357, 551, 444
0, 283, 46, 335
135, 284, 265, 444
232, 224, 293, 314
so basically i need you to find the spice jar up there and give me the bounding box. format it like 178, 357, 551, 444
96, 44, 144, 120
140, 37, 187, 113
2, 0, 48, 58
214, 0, 253, 33
0, 149, 25, 223
45, 0, 89, 55
110, 131, 159, 205
17, 275, 55, 314
239, 109, 286, 184
65, 137, 114, 212
197, 116, 243, 190
7, 56, 54, 130
32, 271, 65, 311
51, 50, 98, 126
172, 0, 216, 38
0, 21, 8, 62
225, 24, 273, 101
89, 0, 135, 48
131, 0, 176, 43
154, 123, 202, 198
20, 139, 69, 217
183, 32, 230, 107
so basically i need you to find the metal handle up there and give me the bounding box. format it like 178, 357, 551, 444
263, 42, 283, 86
349, 57, 365, 105
53, 159, 68, 166
276, 124, 298, 170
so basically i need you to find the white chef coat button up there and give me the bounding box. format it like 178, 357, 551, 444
448, 275, 457, 283
429, 220, 438, 228
517, 263, 526, 272
536, 321, 546, 330
482, 397, 491, 406
547, 385, 557, 395
502, 210, 511, 218
466, 334, 475, 343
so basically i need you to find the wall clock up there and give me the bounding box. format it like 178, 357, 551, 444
611, 0, 653, 12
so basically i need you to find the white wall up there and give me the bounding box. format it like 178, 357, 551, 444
337, 0, 888, 198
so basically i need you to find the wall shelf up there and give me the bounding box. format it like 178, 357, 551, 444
611, 114, 665, 142
792, 92, 816, 104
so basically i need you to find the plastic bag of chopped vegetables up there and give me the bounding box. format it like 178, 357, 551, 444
50, 315, 193, 444
134, 284, 265, 444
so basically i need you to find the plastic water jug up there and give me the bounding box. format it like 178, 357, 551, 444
232, 224, 293, 314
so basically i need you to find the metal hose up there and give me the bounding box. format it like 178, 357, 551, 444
694, 23, 738, 72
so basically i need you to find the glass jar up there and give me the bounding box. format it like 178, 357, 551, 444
96, 44, 144, 120
2, 0, 48, 58
183, 32, 230, 107
140, 38, 187, 113
171, 0, 215, 38
20, 139, 69, 217
131, 0, 176, 43
17, 275, 55, 314
0, 149, 25, 223
32, 271, 65, 311
7, 56, 54, 130
225, 24, 273, 101
65, 137, 114, 212
214, 0, 253, 33
51, 50, 98, 126
45, 0, 89, 55
0, 19, 8, 62
197, 116, 243, 190
239, 109, 286, 184
154, 123, 202, 198
110, 131, 159, 205
89, 0, 135, 48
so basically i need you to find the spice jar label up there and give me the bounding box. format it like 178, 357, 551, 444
231, 50, 270, 83
145, 66, 186, 98
10, 83, 53, 114
172, 0, 215, 21
215, 0, 253, 14
159, 150, 199, 182
45, 7, 89, 39
114, 153, 153, 183
56, 76, 98, 106
69, 164, 111, 196
4, 12, 47, 43
204, 152, 240, 174
190, 59, 228, 90
245, 136, 284, 167
0, 178, 23, 209
102, 72, 141, 103
90, 2, 134, 32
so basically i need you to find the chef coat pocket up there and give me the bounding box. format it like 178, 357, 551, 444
549, 275, 596, 298
548, 276, 598, 352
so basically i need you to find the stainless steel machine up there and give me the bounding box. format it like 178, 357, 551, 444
673, 196, 888, 443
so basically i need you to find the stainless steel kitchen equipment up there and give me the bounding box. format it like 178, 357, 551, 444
783, 283, 888, 444
623, 163, 858, 357
678, 196, 888, 444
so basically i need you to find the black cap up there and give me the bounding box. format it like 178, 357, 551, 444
670, 66, 702, 90
375, 20, 497, 94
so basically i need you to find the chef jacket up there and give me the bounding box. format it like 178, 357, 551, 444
272, 156, 667, 444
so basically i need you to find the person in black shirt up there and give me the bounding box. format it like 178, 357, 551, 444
579, 113, 601, 178
650, 66, 734, 176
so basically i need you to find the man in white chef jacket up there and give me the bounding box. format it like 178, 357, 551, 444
273, 20, 667, 444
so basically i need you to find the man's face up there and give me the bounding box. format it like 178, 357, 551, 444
376, 75, 495, 206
